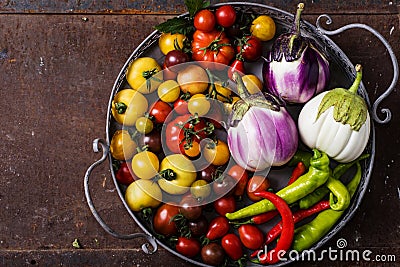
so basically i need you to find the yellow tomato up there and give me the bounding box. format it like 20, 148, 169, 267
208, 81, 232, 102
131, 151, 159, 179
188, 94, 210, 116
157, 80, 181, 103
125, 179, 162, 211
190, 180, 211, 200
159, 33, 186, 55
177, 64, 209, 95
158, 154, 197, 195
111, 89, 148, 126
242, 74, 263, 94
135, 116, 154, 134
250, 15, 276, 41
126, 57, 163, 94
223, 96, 240, 113
203, 140, 230, 166
109, 130, 137, 161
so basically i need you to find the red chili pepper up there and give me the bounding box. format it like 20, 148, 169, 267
265, 200, 330, 245
253, 191, 294, 264
287, 161, 307, 186
231, 210, 279, 226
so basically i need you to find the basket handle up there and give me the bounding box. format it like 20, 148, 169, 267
316, 14, 399, 124
83, 138, 157, 254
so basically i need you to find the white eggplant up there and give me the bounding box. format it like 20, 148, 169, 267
298, 64, 371, 163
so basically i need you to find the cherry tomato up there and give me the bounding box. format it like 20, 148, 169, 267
135, 116, 153, 134
157, 80, 181, 103
221, 234, 243, 261
194, 9, 216, 32
206, 216, 230, 240
246, 175, 271, 202
110, 129, 137, 161
213, 195, 236, 216
179, 139, 201, 158
164, 114, 191, 154
140, 130, 162, 153
149, 100, 173, 124
125, 179, 162, 211
215, 5, 237, 28
197, 164, 218, 183
208, 81, 232, 102
190, 179, 211, 200
238, 224, 265, 250
227, 164, 249, 198
164, 50, 190, 70
237, 35, 262, 62
177, 64, 209, 95
159, 32, 186, 55
242, 74, 263, 94
162, 64, 178, 80
115, 161, 136, 185
201, 243, 225, 266
131, 150, 159, 179
179, 195, 203, 221
188, 94, 211, 117
203, 140, 230, 166
188, 215, 208, 237
153, 203, 179, 236
175, 237, 201, 258
228, 59, 245, 80
250, 15, 276, 41
173, 98, 189, 115
212, 174, 236, 197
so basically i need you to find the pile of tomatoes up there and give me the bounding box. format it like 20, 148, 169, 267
109, 4, 278, 266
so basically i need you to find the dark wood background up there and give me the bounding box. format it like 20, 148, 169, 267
0, 1, 399, 266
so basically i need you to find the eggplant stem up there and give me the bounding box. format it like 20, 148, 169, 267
348, 64, 363, 94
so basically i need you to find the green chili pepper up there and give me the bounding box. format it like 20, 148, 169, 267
292, 162, 362, 252
226, 149, 331, 220
326, 177, 349, 211
298, 154, 369, 209
287, 149, 312, 169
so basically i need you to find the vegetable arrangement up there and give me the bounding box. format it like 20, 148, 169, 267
109, 1, 372, 266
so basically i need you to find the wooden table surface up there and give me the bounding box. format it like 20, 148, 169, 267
0, 1, 399, 266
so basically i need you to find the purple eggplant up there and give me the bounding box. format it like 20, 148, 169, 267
227, 72, 298, 172
263, 3, 330, 104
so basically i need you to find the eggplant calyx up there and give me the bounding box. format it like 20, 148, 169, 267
317, 64, 368, 131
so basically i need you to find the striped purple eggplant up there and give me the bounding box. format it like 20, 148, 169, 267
263, 3, 330, 104
227, 72, 298, 172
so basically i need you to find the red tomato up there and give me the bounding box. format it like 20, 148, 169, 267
237, 35, 262, 62
212, 174, 236, 196
221, 233, 243, 260
188, 215, 208, 237
201, 243, 225, 266
227, 164, 249, 198
153, 203, 179, 236
228, 59, 245, 80
162, 63, 177, 80
238, 224, 265, 250
149, 100, 173, 124
164, 114, 191, 154
215, 5, 237, 28
179, 195, 203, 221
175, 237, 201, 258
194, 9, 216, 32
115, 161, 136, 185
246, 175, 271, 202
173, 98, 189, 115
206, 216, 230, 240
191, 30, 235, 70
213, 195, 236, 216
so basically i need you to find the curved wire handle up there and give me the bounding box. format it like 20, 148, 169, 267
84, 138, 158, 254
316, 14, 399, 124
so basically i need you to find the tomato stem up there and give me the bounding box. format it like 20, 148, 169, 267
114, 102, 127, 114
159, 168, 177, 181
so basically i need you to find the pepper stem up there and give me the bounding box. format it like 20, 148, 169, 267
348, 64, 363, 94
